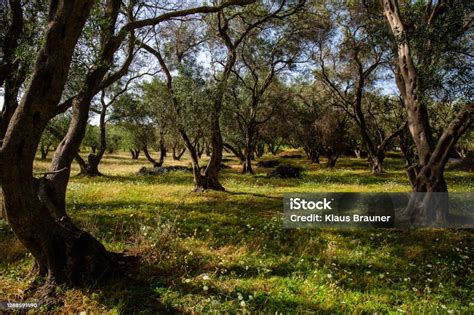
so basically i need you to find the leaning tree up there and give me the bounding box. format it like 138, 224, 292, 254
382, 0, 473, 192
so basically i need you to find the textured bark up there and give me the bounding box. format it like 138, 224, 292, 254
383, 0, 473, 223
0, 0, 111, 290
383, 0, 472, 193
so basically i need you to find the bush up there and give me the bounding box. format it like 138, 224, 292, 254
257, 160, 280, 168
267, 165, 303, 178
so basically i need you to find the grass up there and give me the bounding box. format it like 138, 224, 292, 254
0, 150, 473, 314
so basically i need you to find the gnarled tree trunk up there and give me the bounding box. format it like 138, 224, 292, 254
0, 0, 112, 293
383, 0, 473, 223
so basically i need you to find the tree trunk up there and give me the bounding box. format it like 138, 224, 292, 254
197, 140, 204, 159
326, 153, 339, 168
383, 0, 473, 222
224, 143, 245, 163
159, 137, 166, 164
369, 151, 385, 175
77, 101, 108, 177
204, 140, 211, 157
305, 147, 320, 163
255, 142, 265, 158
268, 142, 281, 155
130, 149, 140, 159
75, 152, 103, 177
172, 146, 185, 160
40, 145, 50, 160
0, 0, 24, 140
242, 151, 254, 174
143, 146, 163, 168
0, 0, 111, 294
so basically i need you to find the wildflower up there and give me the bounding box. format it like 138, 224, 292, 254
240, 301, 246, 307
203, 285, 208, 291
185, 278, 191, 283
203, 274, 210, 281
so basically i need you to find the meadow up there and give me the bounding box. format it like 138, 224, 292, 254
0, 151, 473, 314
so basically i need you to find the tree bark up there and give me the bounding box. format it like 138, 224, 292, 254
383, 0, 473, 223
0, 0, 112, 292
383, 0, 472, 192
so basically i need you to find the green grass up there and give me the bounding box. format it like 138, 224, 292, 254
0, 151, 473, 314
